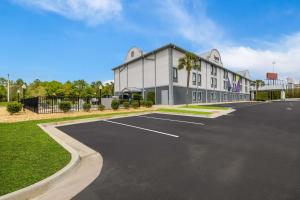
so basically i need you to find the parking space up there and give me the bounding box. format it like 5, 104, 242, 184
58, 101, 300, 200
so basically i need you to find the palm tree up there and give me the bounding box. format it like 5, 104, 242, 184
251, 80, 265, 100
177, 52, 201, 105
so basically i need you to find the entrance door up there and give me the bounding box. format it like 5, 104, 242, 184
161, 90, 169, 105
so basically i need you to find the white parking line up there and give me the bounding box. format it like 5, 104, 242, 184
138, 115, 205, 125
102, 120, 179, 138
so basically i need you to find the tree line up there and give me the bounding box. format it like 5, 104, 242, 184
0, 78, 114, 102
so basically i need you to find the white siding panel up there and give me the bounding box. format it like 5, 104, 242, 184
156, 49, 169, 86
128, 60, 143, 88
144, 57, 155, 88
120, 67, 127, 91
114, 70, 120, 92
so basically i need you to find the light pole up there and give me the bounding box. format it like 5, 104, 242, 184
17, 89, 20, 102
22, 84, 27, 111
99, 85, 103, 105
7, 74, 10, 102
272, 61, 276, 72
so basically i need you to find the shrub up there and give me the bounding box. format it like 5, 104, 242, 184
144, 101, 153, 108
111, 100, 119, 110
83, 102, 91, 112
123, 102, 130, 109
98, 104, 105, 111
59, 101, 72, 113
146, 91, 155, 104
140, 100, 145, 107
132, 93, 142, 101
131, 101, 139, 109
6, 102, 22, 115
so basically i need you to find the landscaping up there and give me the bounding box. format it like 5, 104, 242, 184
158, 108, 212, 116
179, 105, 230, 110
0, 109, 156, 196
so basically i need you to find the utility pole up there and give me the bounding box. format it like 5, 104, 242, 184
7, 74, 10, 102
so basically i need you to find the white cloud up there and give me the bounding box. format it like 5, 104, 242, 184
157, 0, 300, 80
13, 0, 122, 25
157, 0, 226, 48
221, 33, 300, 79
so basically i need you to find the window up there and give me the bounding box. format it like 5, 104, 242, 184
197, 92, 202, 101
214, 78, 217, 88
245, 86, 248, 93
173, 67, 178, 82
211, 66, 217, 76
210, 92, 216, 101
192, 91, 197, 101
223, 70, 228, 79
233, 75, 236, 82
192, 72, 197, 85
214, 67, 217, 76
211, 77, 214, 88
131, 51, 134, 57
224, 80, 227, 90
223, 94, 227, 101
197, 74, 202, 86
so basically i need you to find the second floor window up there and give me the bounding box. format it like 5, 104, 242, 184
173, 67, 178, 82
192, 73, 197, 85
197, 74, 202, 86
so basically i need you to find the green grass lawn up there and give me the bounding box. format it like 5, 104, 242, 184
158, 108, 212, 116
0, 102, 8, 107
0, 110, 151, 196
179, 105, 230, 110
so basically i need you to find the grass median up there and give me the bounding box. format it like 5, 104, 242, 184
0, 109, 152, 196
179, 105, 230, 110
158, 108, 212, 116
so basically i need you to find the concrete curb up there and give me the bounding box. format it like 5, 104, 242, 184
0, 125, 81, 200
0, 111, 155, 200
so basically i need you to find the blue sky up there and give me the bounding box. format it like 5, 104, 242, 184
1, 0, 300, 83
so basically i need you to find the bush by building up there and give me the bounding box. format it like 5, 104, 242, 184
98, 104, 105, 111
123, 102, 130, 109
144, 101, 153, 108
146, 91, 155, 104
111, 100, 119, 110
131, 101, 139, 109
6, 102, 22, 115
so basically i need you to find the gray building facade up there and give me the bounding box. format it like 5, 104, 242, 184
113, 43, 251, 105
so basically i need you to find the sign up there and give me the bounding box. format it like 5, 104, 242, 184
266, 72, 278, 80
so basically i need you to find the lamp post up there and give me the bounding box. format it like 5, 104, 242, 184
17, 89, 20, 102
22, 84, 27, 111
99, 85, 103, 105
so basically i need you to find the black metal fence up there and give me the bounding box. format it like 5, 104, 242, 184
22, 96, 103, 114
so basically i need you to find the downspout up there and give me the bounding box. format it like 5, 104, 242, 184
119, 68, 121, 96
168, 47, 174, 105
154, 52, 157, 104
127, 64, 128, 88
205, 63, 208, 103
142, 53, 145, 99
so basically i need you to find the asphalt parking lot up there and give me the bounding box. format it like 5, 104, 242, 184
58, 101, 300, 200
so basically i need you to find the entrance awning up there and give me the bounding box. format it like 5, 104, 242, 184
121, 87, 142, 93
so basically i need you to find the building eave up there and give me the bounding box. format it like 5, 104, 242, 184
112, 43, 253, 81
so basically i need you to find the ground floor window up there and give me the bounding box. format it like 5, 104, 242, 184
223, 93, 227, 101
192, 91, 197, 102
197, 91, 202, 101
210, 92, 217, 101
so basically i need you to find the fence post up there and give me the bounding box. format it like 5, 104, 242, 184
52, 98, 54, 113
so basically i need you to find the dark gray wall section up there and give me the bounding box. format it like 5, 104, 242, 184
116, 87, 250, 105
145, 86, 169, 105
